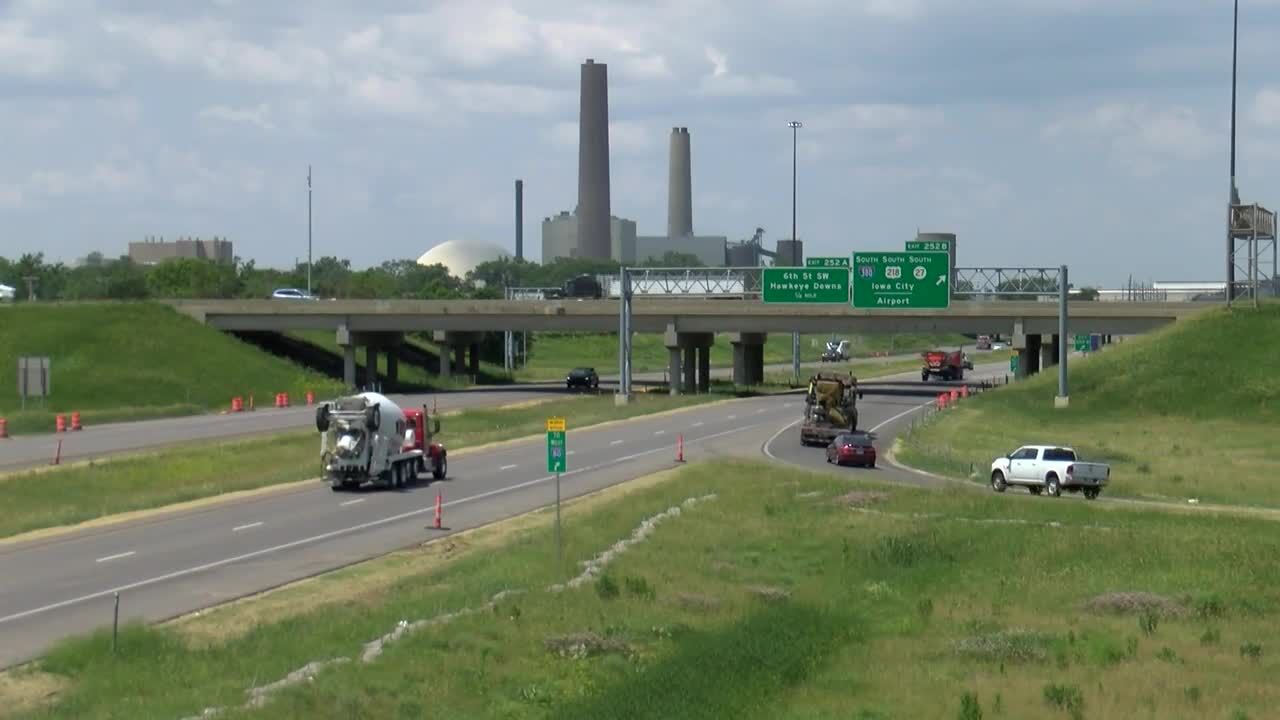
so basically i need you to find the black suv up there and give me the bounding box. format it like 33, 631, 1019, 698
566, 367, 600, 391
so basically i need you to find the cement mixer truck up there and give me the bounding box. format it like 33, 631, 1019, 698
800, 372, 865, 446
315, 392, 447, 491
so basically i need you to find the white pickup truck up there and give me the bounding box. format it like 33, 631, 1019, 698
989, 445, 1110, 500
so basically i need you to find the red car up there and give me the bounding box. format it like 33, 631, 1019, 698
825, 432, 877, 468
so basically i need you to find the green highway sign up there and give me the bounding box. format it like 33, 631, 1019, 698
1074, 335, 1091, 353
762, 267, 849, 303
851, 251, 951, 309
906, 239, 951, 253
1010, 354, 1019, 373
805, 256, 850, 268
546, 417, 566, 473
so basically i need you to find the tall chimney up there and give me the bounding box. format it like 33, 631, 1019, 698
667, 127, 693, 239
515, 179, 524, 260
576, 58, 612, 260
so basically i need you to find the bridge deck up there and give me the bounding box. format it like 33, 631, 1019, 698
168, 299, 1206, 336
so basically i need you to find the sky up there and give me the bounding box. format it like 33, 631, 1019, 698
2, 0, 1279, 287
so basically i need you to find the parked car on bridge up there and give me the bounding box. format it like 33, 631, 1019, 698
989, 445, 1110, 499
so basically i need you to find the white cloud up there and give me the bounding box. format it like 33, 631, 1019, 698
198, 103, 275, 130
1252, 88, 1280, 129
0, 18, 65, 77
1042, 102, 1217, 175
699, 46, 797, 97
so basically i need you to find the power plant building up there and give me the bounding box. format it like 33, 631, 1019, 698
575, 59, 612, 260
128, 236, 234, 265
542, 212, 636, 263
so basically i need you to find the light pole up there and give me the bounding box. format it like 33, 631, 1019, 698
788, 120, 802, 383
1227, 0, 1239, 305
307, 165, 313, 297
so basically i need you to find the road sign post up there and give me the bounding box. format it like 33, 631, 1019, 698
852, 251, 951, 309
761, 267, 849, 303
546, 417, 566, 568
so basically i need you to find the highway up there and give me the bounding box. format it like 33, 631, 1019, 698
0, 362, 1004, 668
0, 347, 952, 474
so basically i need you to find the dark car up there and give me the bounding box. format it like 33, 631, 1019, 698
566, 367, 600, 391
825, 432, 877, 468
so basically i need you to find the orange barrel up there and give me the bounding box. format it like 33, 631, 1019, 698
71, 411, 82, 431
55, 414, 66, 433
0, 417, 8, 439
950, 389, 960, 403
306, 390, 315, 406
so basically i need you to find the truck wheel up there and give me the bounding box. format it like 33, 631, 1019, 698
315, 405, 330, 433
921, 372, 929, 382
1045, 474, 1061, 497
365, 404, 381, 431
991, 470, 1008, 493
433, 455, 447, 480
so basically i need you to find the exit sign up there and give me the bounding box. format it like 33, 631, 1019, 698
806, 257, 850, 268
762, 267, 849, 303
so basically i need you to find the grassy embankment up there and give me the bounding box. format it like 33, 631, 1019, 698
899, 302, 1280, 507
0, 392, 720, 540
0, 303, 343, 435
8, 459, 1279, 719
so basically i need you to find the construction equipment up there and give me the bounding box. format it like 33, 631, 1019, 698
820, 339, 850, 362
800, 372, 864, 446
315, 392, 446, 491
921, 349, 965, 381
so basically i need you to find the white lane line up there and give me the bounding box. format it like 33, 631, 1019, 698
653, 430, 666, 436
610, 439, 624, 446
500, 464, 518, 471
691, 422, 704, 427
727, 415, 737, 420
756, 408, 766, 414
567, 450, 577, 456
95, 551, 135, 564
0, 421, 771, 628
340, 498, 365, 507
233, 522, 263, 532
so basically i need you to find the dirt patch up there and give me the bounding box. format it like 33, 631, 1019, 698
835, 490, 889, 508
0, 670, 69, 718
544, 632, 632, 660
1084, 592, 1186, 617
746, 585, 791, 602
675, 592, 721, 612
953, 629, 1054, 663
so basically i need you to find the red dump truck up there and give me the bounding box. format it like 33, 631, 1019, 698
921, 349, 965, 382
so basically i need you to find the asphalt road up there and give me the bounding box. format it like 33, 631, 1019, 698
0, 362, 1003, 668
2, 346, 975, 473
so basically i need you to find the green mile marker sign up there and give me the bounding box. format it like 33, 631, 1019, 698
851, 251, 950, 309
546, 417, 566, 473
761, 267, 849, 303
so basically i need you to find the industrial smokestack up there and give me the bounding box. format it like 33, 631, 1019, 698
667, 127, 692, 239
515, 179, 524, 260
576, 58, 612, 260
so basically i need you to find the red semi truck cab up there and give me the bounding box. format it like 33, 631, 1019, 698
403, 407, 448, 480
921, 349, 965, 382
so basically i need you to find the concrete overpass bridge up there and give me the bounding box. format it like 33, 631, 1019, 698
169, 298, 1205, 392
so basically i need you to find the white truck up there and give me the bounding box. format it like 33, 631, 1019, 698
989, 445, 1110, 500
315, 392, 426, 492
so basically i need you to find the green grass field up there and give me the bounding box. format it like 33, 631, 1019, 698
0, 392, 730, 540
11, 460, 1279, 719
899, 302, 1280, 507
0, 303, 344, 435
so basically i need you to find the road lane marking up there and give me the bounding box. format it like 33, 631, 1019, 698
727, 415, 737, 420
95, 551, 135, 563
500, 464, 518, 471
0, 421, 772, 628
610, 440, 624, 446
233, 522, 263, 532
654, 430, 666, 436
692, 421, 704, 427
567, 450, 576, 456
340, 498, 365, 507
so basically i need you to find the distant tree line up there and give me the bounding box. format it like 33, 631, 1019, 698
0, 250, 705, 303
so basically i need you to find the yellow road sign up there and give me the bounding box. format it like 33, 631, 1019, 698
546, 417, 566, 432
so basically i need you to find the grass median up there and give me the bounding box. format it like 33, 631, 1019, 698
8, 459, 1280, 719
899, 302, 1280, 507
0, 392, 726, 541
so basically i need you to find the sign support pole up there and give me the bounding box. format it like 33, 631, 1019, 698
555, 472, 562, 569
1056, 264, 1070, 408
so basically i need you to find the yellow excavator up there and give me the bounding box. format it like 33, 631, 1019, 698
800, 371, 864, 446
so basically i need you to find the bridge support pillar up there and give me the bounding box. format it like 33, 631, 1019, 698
1025, 334, 1042, 376
469, 343, 480, 378
386, 352, 399, 384
729, 332, 767, 387
1041, 334, 1058, 369
433, 331, 481, 382
364, 345, 378, 389
342, 344, 357, 389
667, 347, 681, 396
664, 327, 713, 394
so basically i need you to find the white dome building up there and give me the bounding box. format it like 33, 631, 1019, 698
416, 239, 510, 279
